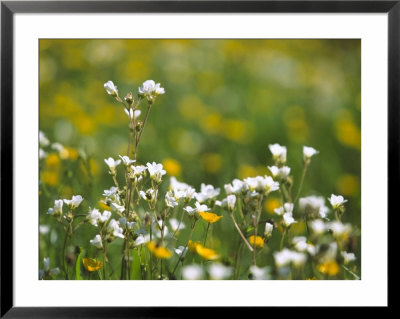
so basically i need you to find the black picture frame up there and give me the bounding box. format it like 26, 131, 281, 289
1, 0, 395, 316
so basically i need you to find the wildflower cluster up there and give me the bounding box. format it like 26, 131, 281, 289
41, 80, 359, 280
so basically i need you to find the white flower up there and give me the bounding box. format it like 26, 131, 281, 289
134, 234, 146, 246
104, 80, 118, 96
40, 257, 60, 279
341, 251, 356, 264
104, 157, 121, 173
165, 191, 179, 208
283, 212, 296, 227
195, 183, 220, 203
183, 206, 196, 216
244, 176, 279, 194
99, 210, 111, 224
39, 131, 50, 147
39, 148, 48, 159
310, 219, 326, 235
140, 188, 157, 202
110, 202, 125, 214
170, 177, 196, 200
264, 222, 274, 237
290, 251, 307, 267
139, 80, 165, 101
299, 196, 329, 218
169, 218, 185, 232
274, 249, 293, 268
274, 202, 293, 216
90, 234, 103, 249
182, 264, 204, 280
328, 194, 348, 210
118, 155, 135, 166
107, 219, 124, 239
269, 143, 287, 163
274, 249, 306, 268
63, 195, 83, 209
226, 194, 236, 211
224, 179, 245, 195
268, 166, 291, 179
39, 225, 50, 235
303, 146, 318, 162
47, 199, 64, 217
292, 236, 316, 255
250, 265, 271, 280
130, 165, 147, 178
208, 263, 233, 280
103, 186, 118, 197
124, 108, 141, 120
87, 208, 101, 226
174, 246, 188, 257
195, 202, 210, 212
146, 162, 166, 183
327, 221, 352, 237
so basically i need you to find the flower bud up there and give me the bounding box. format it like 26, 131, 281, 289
124, 92, 134, 105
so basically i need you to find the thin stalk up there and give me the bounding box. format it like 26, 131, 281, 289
342, 265, 360, 280
294, 162, 308, 204
203, 223, 210, 246
171, 221, 197, 276
229, 212, 254, 252
280, 228, 287, 250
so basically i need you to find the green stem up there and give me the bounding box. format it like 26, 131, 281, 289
229, 212, 254, 252
171, 221, 197, 276
294, 162, 308, 204
203, 223, 210, 246
280, 228, 287, 250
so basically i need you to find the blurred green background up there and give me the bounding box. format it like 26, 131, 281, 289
39, 39, 361, 278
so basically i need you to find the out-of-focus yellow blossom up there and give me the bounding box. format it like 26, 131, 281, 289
74, 115, 96, 135
45, 153, 60, 167
249, 235, 264, 248
188, 240, 201, 252
199, 212, 223, 224
195, 244, 219, 260
284, 106, 309, 142
99, 201, 111, 211
336, 174, 359, 197
318, 260, 340, 276
162, 158, 182, 176
290, 221, 306, 235
41, 170, 59, 186
306, 277, 318, 280
238, 165, 258, 179
201, 153, 222, 174
335, 118, 361, 150
199, 113, 222, 135
264, 198, 281, 214
82, 258, 103, 272
178, 95, 207, 120
147, 241, 172, 259
221, 119, 254, 143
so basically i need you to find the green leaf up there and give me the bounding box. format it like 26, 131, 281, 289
75, 247, 84, 280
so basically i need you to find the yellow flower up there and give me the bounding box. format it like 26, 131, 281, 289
147, 241, 173, 259
317, 261, 340, 276
249, 235, 264, 248
199, 212, 223, 224
306, 277, 318, 280
45, 153, 60, 167
162, 158, 182, 176
82, 258, 102, 272
188, 240, 201, 252
195, 244, 219, 260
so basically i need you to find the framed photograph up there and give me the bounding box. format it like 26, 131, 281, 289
1, 0, 395, 315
